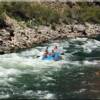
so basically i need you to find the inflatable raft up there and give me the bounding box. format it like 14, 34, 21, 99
42, 52, 62, 61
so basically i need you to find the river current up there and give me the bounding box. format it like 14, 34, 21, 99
0, 38, 100, 99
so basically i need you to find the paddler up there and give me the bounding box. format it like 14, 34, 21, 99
42, 47, 49, 59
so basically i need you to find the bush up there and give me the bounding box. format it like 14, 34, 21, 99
0, 2, 100, 26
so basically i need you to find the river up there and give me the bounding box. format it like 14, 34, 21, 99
0, 38, 100, 99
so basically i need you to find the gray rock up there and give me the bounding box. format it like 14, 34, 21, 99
0, 29, 10, 36
73, 24, 86, 32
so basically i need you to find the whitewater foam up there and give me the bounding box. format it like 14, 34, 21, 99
0, 38, 100, 99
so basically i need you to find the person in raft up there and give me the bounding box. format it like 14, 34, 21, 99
42, 47, 56, 60
42, 47, 49, 59
53, 45, 64, 54
52, 46, 61, 61
42, 46, 64, 60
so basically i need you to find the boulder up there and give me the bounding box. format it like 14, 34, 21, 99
73, 24, 86, 32
0, 29, 10, 36
37, 26, 51, 34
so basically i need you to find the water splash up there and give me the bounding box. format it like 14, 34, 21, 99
0, 38, 100, 99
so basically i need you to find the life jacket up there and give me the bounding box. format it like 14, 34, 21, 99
53, 52, 61, 61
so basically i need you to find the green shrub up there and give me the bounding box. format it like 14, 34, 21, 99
0, 2, 100, 26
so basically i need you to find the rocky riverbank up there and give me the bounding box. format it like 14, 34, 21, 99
0, 15, 100, 54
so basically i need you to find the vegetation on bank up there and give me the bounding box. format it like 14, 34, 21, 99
0, 2, 100, 28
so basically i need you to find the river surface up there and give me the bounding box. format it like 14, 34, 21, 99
0, 38, 100, 99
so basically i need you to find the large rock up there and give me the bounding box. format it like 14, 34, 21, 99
0, 29, 10, 36
73, 24, 86, 32
37, 26, 51, 34
85, 23, 99, 36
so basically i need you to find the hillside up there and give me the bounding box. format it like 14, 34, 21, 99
0, 1, 100, 54
0, 2, 100, 27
